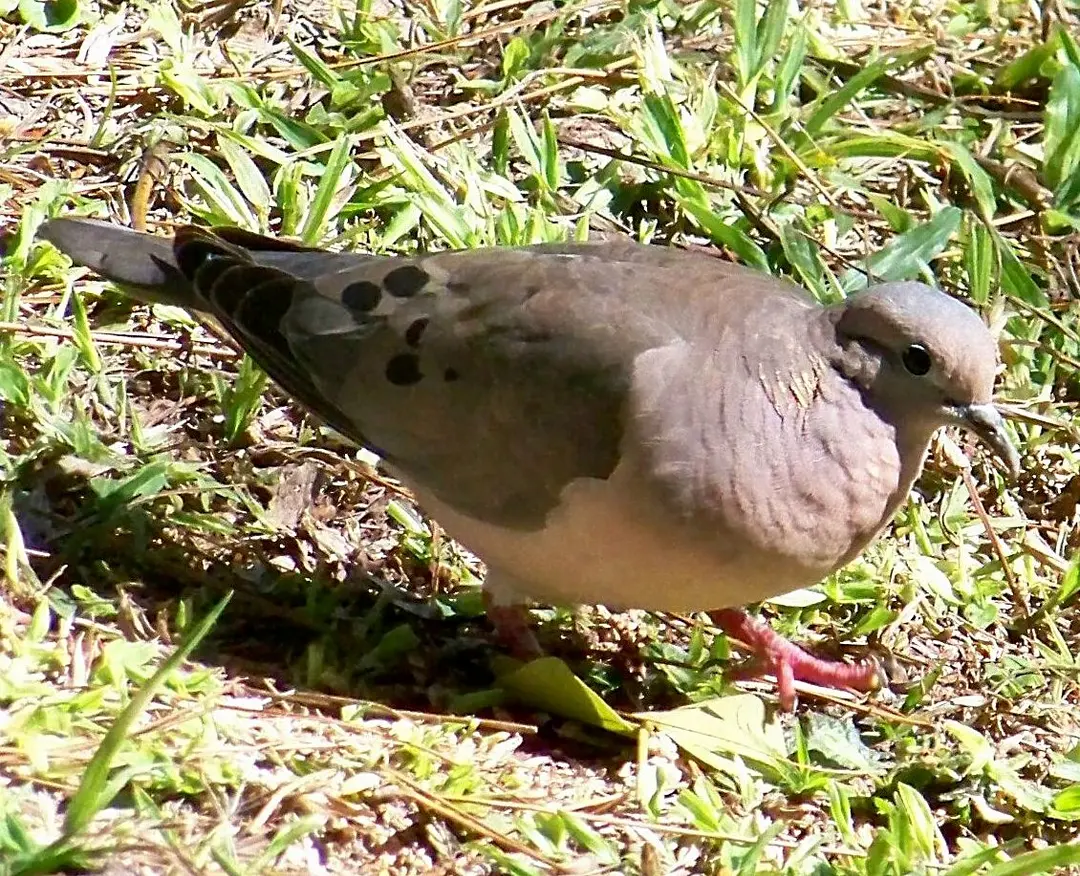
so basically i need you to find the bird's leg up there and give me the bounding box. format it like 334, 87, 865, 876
709, 608, 882, 710
482, 590, 542, 660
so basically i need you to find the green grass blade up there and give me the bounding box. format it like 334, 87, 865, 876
941, 142, 997, 220
962, 218, 996, 305
843, 206, 962, 290
300, 134, 355, 245
755, 0, 789, 82
805, 56, 889, 137
58, 592, 232, 838
769, 26, 807, 114
992, 228, 1049, 306
980, 842, 1080, 876
1044, 65, 1080, 193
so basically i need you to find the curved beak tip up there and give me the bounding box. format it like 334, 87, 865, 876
956, 403, 1021, 480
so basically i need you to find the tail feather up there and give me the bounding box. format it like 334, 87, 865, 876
40, 218, 369, 445
38, 218, 363, 309
38, 218, 208, 310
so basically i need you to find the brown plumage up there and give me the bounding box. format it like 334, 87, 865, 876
39, 217, 1020, 708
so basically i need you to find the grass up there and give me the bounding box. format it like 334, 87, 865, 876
2, 0, 1080, 872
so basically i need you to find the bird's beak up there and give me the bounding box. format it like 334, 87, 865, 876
948, 403, 1021, 479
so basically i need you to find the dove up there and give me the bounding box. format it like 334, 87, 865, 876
39, 217, 1020, 709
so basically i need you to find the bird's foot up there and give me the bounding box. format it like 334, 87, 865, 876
483, 594, 543, 660
709, 608, 882, 710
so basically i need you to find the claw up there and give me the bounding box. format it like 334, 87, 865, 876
709, 608, 883, 710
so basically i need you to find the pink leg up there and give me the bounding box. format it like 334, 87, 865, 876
710, 608, 882, 710
483, 592, 542, 660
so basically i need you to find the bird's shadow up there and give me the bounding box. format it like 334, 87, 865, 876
15, 450, 697, 747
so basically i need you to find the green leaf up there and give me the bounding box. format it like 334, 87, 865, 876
354, 624, 421, 672
941, 142, 997, 219
805, 711, 883, 770
177, 152, 253, 226
768, 26, 807, 113
18, 0, 79, 31
541, 113, 560, 191
639, 93, 691, 168
259, 106, 328, 151
158, 60, 218, 116
217, 136, 272, 222
218, 354, 269, 444
559, 811, 618, 864
300, 134, 355, 245
1044, 65, 1080, 198
1055, 555, 1080, 607
642, 695, 787, 771
0, 358, 30, 406
820, 131, 938, 161
843, 206, 962, 290
1055, 165, 1080, 213
1061, 25, 1080, 72
498, 657, 635, 734
1052, 785, 1080, 815
680, 200, 769, 270
379, 127, 471, 248
945, 720, 994, 773
249, 816, 323, 872
507, 106, 547, 182
828, 783, 858, 846
993, 34, 1060, 91
980, 843, 1080, 876
754, 0, 789, 81
806, 56, 890, 137
501, 36, 530, 82
289, 39, 341, 90
733, 0, 759, 87
736, 821, 787, 876
992, 229, 1049, 306
895, 783, 945, 861
67, 285, 101, 373
58, 594, 231, 838
777, 221, 840, 302
963, 218, 996, 305
90, 460, 174, 518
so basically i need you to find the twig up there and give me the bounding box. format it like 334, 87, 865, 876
0, 321, 236, 359
387, 769, 561, 868
960, 466, 1029, 620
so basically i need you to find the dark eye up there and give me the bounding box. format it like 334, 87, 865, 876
902, 344, 932, 376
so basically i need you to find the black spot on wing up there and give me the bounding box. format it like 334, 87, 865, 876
383, 265, 428, 298
341, 280, 381, 313
443, 367, 460, 382
385, 353, 422, 386
405, 318, 428, 348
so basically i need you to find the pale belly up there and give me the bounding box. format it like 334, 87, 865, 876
406, 457, 830, 612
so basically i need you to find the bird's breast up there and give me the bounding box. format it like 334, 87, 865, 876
408, 455, 833, 612
403, 346, 923, 615
718, 366, 918, 579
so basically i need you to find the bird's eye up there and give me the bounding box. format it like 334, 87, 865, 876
902, 344, 932, 376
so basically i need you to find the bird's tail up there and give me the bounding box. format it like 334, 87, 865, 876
39, 218, 329, 312
39, 218, 207, 310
